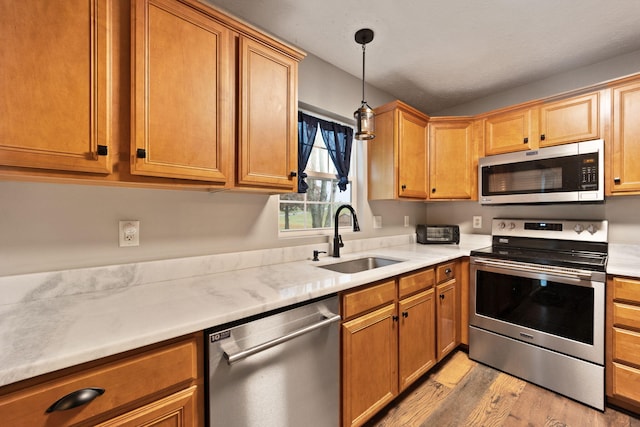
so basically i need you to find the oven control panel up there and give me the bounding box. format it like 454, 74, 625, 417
492, 218, 608, 242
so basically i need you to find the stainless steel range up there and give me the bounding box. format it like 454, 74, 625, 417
469, 218, 608, 410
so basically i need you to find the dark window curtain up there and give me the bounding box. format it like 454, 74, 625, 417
318, 120, 354, 192
297, 112, 319, 193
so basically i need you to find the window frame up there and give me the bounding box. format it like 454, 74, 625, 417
277, 110, 358, 237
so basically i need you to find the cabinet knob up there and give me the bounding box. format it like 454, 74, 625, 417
440, 294, 445, 300
523, 137, 529, 144
136, 148, 147, 159
445, 268, 452, 275
289, 171, 297, 178
97, 145, 108, 156
401, 184, 407, 191
392, 315, 399, 322
402, 311, 409, 318
46, 387, 105, 413
540, 134, 546, 141
431, 188, 436, 193
614, 177, 621, 184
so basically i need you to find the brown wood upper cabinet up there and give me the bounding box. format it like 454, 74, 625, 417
484, 105, 538, 155
0, 0, 112, 174
538, 92, 600, 148
1, 0, 303, 191
369, 101, 429, 200
131, 0, 233, 183
132, 0, 302, 190
483, 91, 601, 156
609, 78, 640, 195
236, 36, 299, 191
427, 118, 478, 200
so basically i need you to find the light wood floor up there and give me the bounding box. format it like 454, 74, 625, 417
365, 350, 640, 427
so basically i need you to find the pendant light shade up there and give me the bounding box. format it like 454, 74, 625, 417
354, 29, 375, 140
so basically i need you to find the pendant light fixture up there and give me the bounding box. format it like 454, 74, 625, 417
354, 28, 375, 140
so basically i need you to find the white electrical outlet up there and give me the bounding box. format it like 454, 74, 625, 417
404, 215, 410, 227
473, 216, 482, 229
119, 221, 140, 247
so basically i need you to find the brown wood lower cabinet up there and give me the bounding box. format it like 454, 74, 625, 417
398, 288, 436, 390
606, 276, 640, 414
342, 302, 398, 427
341, 261, 461, 427
0, 333, 203, 427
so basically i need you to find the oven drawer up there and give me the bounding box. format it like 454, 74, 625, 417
613, 327, 640, 367
612, 362, 640, 403
613, 302, 640, 330
399, 268, 434, 298
613, 277, 640, 304
342, 279, 396, 319
436, 262, 456, 284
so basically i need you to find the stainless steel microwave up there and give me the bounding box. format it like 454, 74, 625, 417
478, 139, 604, 205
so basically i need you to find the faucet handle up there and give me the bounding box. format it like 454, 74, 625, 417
338, 235, 344, 248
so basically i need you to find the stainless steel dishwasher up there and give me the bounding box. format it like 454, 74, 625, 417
206, 295, 341, 427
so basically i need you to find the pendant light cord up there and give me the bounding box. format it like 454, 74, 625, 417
361, 44, 366, 105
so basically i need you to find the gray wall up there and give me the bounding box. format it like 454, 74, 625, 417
425, 196, 640, 244
434, 49, 640, 116
1, 53, 427, 276
4, 45, 640, 275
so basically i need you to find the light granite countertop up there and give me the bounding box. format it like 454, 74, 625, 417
0, 234, 490, 388
1, 234, 638, 389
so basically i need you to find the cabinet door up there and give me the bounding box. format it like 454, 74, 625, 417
398, 110, 429, 199
611, 81, 640, 193
428, 119, 475, 199
342, 304, 398, 427
398, 289, 436, 391
0, 0, 111, 173
538, 92, 599, 147
94, 386, 197, 427
237, 36, 298, 190
484, 107, 537, 155
436, 279, 458, 361
131, 0, 232, 183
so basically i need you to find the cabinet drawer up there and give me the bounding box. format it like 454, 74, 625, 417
399, 268, 434, 298
613, 328, 640, 367
614, 302, 640, 331
612, 362, 640, 403
0, 337, 198, 427
436, 262, 456, 284
342, 280, 396, 319
613, 277, 640, 304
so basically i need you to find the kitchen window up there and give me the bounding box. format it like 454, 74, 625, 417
278, 111, 356, 234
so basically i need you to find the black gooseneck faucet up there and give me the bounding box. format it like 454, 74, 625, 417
333, 204, 360, 257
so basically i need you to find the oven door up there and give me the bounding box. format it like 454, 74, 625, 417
470, 257, 604, 364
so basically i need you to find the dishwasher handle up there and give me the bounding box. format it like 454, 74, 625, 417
223, 312, 341, 365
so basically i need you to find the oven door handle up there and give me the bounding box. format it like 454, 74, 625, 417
472, 258, 593, 281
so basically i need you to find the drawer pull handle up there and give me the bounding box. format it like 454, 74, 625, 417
46, 387, 105, 413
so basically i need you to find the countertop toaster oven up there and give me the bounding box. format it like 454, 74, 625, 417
416, 224, 460, 244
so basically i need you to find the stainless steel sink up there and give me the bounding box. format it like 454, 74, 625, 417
318, 257, 402, 274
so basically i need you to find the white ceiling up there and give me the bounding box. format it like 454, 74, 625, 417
204, 0, 640, 114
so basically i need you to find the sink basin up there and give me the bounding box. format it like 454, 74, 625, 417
318, 257, 403, 274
